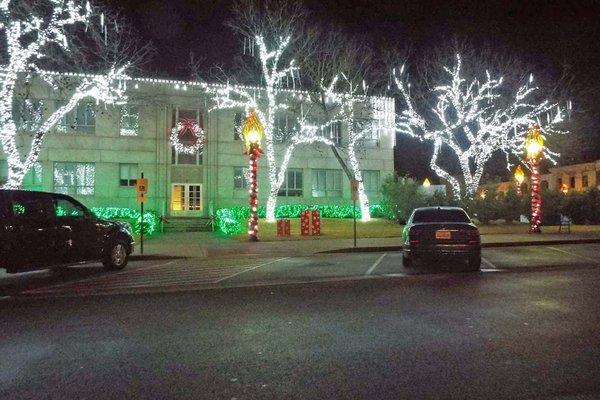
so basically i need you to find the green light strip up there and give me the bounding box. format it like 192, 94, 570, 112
215, 204, 386, 235
90, 207, 161, 235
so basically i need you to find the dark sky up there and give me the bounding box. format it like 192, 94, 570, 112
106, 0, 600, 179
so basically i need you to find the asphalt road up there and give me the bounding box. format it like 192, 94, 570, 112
1, 246, 600, 399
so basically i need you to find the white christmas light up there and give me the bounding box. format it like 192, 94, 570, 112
0, 0, 131, 189
394, 54, 566, 199
170, 119, 205, 155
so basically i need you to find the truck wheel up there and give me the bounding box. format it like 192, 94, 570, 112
103, 240, 129, 270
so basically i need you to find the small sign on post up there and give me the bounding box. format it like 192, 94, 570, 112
136, 173, 148, 254
350, 179, 359, 201
350, 179, 358, 247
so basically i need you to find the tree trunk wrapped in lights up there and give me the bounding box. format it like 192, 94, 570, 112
394, 55, 566, 200
0, 0, 145, 189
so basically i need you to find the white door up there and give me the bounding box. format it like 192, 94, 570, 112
170, 184, 203, 214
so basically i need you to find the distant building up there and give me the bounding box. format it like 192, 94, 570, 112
482, 160, 600, 196
541, 161, 600, 192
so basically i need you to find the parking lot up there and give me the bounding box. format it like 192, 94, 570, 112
2, 242, 599, 299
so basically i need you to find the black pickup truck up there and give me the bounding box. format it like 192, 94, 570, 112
0, 189, 134, 274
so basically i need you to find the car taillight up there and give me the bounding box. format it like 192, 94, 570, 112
467, 230, 480, 244
409, 228, 423, 244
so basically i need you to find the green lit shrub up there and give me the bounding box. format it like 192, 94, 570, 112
214, 204, 388, 235
90, 207, 161, 235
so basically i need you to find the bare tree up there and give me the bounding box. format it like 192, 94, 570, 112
0, 0, 151, 188
394, 53, 567, 199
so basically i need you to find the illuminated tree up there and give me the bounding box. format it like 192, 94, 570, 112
394, 54, 566, 199
0, 0, 147, 189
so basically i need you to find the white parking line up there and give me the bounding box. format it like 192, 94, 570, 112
215, 257, 290, 283
546, 246, 600, 264
365, 253, 387, 275
481, 256, 501, 271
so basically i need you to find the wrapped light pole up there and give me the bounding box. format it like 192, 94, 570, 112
242, 112, 264, 242
514, 165, 525, 197
525, 125, 544, 233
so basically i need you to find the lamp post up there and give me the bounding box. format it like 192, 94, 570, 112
525, 124, 544, 233
241, 111, 264, 242
514, 165, 525, 197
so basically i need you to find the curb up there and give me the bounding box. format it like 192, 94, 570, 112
319, 238, 600, 254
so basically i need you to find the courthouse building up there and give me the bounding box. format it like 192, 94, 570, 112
0, 74, 395, 226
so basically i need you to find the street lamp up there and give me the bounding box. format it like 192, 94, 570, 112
241, 111, 264, 242
525, 124, 544, 233
514, 165, 525, 197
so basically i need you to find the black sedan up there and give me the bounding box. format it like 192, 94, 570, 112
402, 206, 481, 271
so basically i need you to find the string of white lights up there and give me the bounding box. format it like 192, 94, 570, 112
0, 1, 130, 189
394, 54, 567, 199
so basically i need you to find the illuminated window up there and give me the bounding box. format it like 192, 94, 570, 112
312, 169, 342, 198
119, 164, 138, 187
53, 162, 95, 195
278, 169, 303, 197
120, 106, 139, 136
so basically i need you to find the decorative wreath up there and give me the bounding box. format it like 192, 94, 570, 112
170, 118, 206, 155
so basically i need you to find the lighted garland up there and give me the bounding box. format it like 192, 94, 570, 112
170, 118, 206, 155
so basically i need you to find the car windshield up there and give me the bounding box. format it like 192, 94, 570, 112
412, 209, 470, 223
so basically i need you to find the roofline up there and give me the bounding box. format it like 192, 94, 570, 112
3, 68, 394, 102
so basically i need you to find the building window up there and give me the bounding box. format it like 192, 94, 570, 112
361, 122, 380, 147
362, 170, 380, 192
318, 121, 342, 146
557, 178, 562, 189
278, 169, 303, 197
583, 174, 589, 188
171, 108, 203, 165
119, 163, 138, 187
57, 101, 96, 134
570, 176, 576, 189
53, 162, 95, 195
233, 167, 249, 189
274, 114, 298, 143
312, 169, 342, 198
541, 180, 549, 190
120, 106, 139, 136
13, 98, 44, 132
234, 112, 243, 140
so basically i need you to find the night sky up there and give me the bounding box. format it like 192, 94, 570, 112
106, 0, 600, 180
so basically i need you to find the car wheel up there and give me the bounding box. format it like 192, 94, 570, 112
402, 254, 412, 267
467, 256, 481, 272
103, 240, 129, 270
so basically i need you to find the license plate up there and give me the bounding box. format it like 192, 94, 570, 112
435, 230, 451, 240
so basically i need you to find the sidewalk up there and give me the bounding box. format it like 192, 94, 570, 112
137, 231, 600, 259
